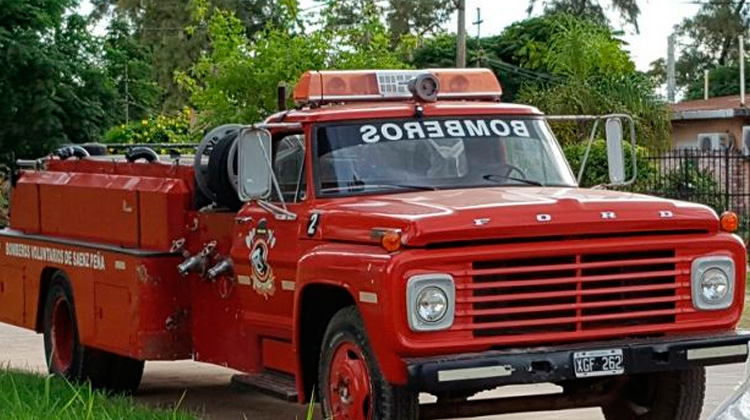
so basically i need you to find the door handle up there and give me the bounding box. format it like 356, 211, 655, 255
236, 216, 253, 225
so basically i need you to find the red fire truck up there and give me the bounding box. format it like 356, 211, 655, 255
1, 69, 748, 420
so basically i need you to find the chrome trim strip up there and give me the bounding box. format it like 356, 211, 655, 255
687, 344, 748, 361
438, 365, 514, 382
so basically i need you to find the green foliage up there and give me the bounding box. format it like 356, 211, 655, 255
316, 0, 454, 43
684, 60, 750, 100
527, 0, 641, 31
494, 15, 565, 72
387, 0, 455, 40
0, 5, 120, 159
177, 2, 412, 129
103, 108, 197, 144
649, 159, 725, 214
516, 16, 670, 149
0, 369, 198, 420
544, 16, 634, 78
103, 16, 160, 124
412, 33, 540, 101
563, 139, 656, 187
411, 14, 633, 101
663, 0, 750, 93
91, 0, 297, 112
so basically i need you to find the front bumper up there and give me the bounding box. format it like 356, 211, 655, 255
407, 331, 750, 394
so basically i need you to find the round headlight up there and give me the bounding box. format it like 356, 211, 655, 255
700, 267, 730, 302
416, 287, 448, 322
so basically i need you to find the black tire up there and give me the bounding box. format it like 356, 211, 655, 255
107, 354, 145, 394
602, 368, 705, 420
208, 131, 242, 211
43, 272, 106, 385
318, 306, 418, 420
43, 272, 144, 394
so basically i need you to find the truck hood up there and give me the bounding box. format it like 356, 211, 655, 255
314, 187, 719, 247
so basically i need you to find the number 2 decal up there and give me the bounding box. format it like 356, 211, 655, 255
307, 213, 321, 237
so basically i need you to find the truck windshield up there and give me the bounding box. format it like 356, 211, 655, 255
314, 117, 577, 197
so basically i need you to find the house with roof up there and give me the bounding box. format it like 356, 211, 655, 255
671, 95, 750, 150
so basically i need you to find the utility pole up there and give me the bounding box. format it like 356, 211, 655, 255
472, 7, 483, 67
667, 34, 676, 103
456, 0, 466, 68
740, 35, 746, 107
705, 70, 710, 100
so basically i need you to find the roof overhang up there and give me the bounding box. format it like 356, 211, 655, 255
671, 107, 750, 121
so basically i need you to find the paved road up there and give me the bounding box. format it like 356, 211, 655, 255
0, 322, 745, 420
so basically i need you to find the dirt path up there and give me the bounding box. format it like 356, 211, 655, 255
0, 322, 744, 420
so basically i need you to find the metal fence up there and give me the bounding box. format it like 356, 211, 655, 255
622, 149, 750, 241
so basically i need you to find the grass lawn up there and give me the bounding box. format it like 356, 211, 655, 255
0, 369, 198, 420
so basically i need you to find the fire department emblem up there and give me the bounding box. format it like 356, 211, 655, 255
246, 219, 276, 299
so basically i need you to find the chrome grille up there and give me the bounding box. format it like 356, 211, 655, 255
456, 250, 686, 338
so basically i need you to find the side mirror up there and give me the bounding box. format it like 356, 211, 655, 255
605, 118, 625, 185
238, 128, 273, 201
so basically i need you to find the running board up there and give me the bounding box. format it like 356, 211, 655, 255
231, 372, 299, 402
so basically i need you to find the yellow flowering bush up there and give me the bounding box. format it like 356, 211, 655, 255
103, 108, 199, 144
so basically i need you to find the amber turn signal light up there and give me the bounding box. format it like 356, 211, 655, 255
720, 211, 739, 233
381, 230, 402, 252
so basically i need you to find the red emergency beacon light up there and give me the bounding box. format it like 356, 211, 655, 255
293, 68, 502, 105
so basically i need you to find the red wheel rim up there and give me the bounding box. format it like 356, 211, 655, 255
50, 297, 73, 373
328, 342, 373, 420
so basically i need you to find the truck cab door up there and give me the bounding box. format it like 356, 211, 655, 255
231, 134, 309, 341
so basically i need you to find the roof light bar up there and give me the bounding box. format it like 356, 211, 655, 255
293, 68, 502, 105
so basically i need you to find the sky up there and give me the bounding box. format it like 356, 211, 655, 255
79, 0, 702, 72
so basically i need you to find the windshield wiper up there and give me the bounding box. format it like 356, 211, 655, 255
320, 183, 438, 194
483, 174, 545, 187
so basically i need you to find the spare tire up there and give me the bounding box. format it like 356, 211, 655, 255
208, 132, 243, 211
194, 124, 242, 203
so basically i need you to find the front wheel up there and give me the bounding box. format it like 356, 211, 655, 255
602, 367, 705, 420
318, 306, 418, 420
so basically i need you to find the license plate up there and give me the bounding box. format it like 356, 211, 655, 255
573, 349, 624, 378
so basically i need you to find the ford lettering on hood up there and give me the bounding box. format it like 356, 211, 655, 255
314, 187, 718, 247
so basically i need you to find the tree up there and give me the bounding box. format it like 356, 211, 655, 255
683, 61, 750, 100
412, 14, 582, 101
316, 0, 455, 43
667, 0, 750, 94
177, 1, 411, 129
387, 0, 455, 41
527, 0, 641, 32
103, 17, 160, 124
516, 16, 669, 149
0, 1, 119, 159
90, 0, 292, 111
412, 33, 534, 101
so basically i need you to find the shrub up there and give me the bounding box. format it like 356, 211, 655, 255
650, 159, 725, 214
102, 108, 198, 144
563, 139, 656, 188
